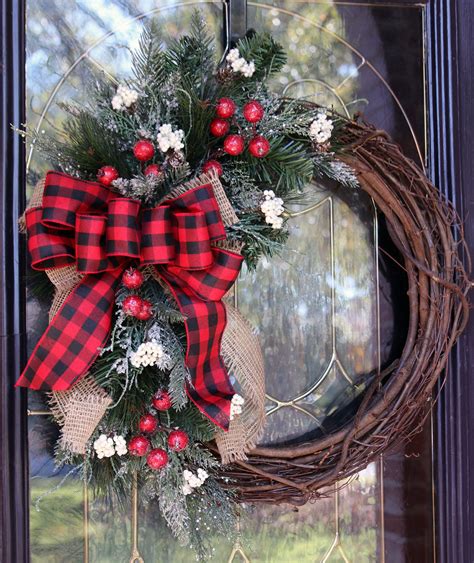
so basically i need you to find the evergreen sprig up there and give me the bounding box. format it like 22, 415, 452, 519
235, 32, 287, 80
132, 22, 168, 90
166, 12, 216, 99
61, 112, 132, 177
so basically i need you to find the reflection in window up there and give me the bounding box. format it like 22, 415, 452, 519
238, 180, 379, 446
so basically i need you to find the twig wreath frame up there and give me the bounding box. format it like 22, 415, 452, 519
218, 115, 471, 504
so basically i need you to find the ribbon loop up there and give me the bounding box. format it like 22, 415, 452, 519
17, 171, 243, 430
26, 207, 75, 270
42, 172, 109, 230
106, 198, 141, 259
172, 212, 214, 270
140, 206, 175, 264
75, 215, 108, 273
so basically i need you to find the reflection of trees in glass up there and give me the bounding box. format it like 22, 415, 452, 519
31, 464, 378, 562
250, 3, 360, 112
238, 181, 378, 445
26, 1, 223, 190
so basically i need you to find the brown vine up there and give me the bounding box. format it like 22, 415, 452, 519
216, 116, 471, 504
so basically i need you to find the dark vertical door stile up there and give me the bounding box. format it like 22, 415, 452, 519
428, 1, 474, 562
225, 0, 247, 46
0, 0, 29, 562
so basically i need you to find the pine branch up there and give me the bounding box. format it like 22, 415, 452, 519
235, 32, 286, 81
132, 22, 169, 90
159, 482, 190, 544
250, 137, 314, 194
165, 11, 216, 99
168, 361, 189, 410
313, 153, 359, 189
228, 214, 289, 270
61, 112, 133, 177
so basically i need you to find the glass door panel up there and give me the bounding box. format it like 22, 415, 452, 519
25, 2, 429, 561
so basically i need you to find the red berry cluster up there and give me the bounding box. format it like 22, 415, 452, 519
208, 98, 270, 161
96, 140, 162, 186
120, 269, 154, 321
122, 295, 153, 321
128, 388, 190, 471
133, 140, 163, 177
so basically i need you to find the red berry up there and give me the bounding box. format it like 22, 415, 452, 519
122, 268, 144, 290
136, 299, 153, 321
146, 448, 168, 470
128, 435, 150, 457
243, 100, 265, 123
122, 295, 143, 317
167, 429, 189, 452
202, 160, 223, 176
139, 414, 158, 434
223, 135, 245, 156
210, 118, 230, 138
144, 163, 162, 176
152, 389, 172, 411
216, 97, 236, 119
97, 166, 119, 187
133, 140, 155, 162
248, 135, 271, 158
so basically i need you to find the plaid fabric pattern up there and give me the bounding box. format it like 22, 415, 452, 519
17, 171, 243, 430
16, 271, 122, 390
141, 206, 175, 264
42, 170, 109, 229
159, 248, 243, 428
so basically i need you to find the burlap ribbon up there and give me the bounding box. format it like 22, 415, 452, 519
217, 302, 266, 463
25, 174, 265, 459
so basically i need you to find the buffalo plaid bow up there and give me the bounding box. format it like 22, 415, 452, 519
16, 171, 243, 430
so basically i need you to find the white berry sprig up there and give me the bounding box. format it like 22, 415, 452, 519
309, 112, 334, 144
182, 468, 209, 495
111, 84, 139, 111
226, 48, 256, 78
156, 123, 185, 153
93, 434, 128, 459
230, 393, 245, 421
130, 341, 170, 369
260, 190, 285, 229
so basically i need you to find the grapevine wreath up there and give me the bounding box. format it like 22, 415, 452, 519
18, 14, 470, 559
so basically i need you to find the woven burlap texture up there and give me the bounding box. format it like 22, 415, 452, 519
49, 375, 112, 454
27, 173, 266, 460
216, 302, 266, 464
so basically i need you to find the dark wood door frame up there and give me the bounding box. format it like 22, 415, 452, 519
0, 1, 472, 561
0, 1, 29, 562
427, 2, 474, 562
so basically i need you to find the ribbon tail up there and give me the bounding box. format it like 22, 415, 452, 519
158, 248, 244, 430
159, 266, 239, 431
16, 270, 122, 390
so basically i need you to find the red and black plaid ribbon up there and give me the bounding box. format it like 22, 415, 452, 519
16, 171, 243, 430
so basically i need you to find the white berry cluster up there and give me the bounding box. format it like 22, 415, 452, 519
309, 113, 334, 144
182, 468, 209, 495
226, 48, 256, 78
130, 341, 169, 369
230, 393, 245, 421
111, 85, 139, 111
93, 434, 127, 459
260, 190, 285, 229
157, 124, 185, 153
